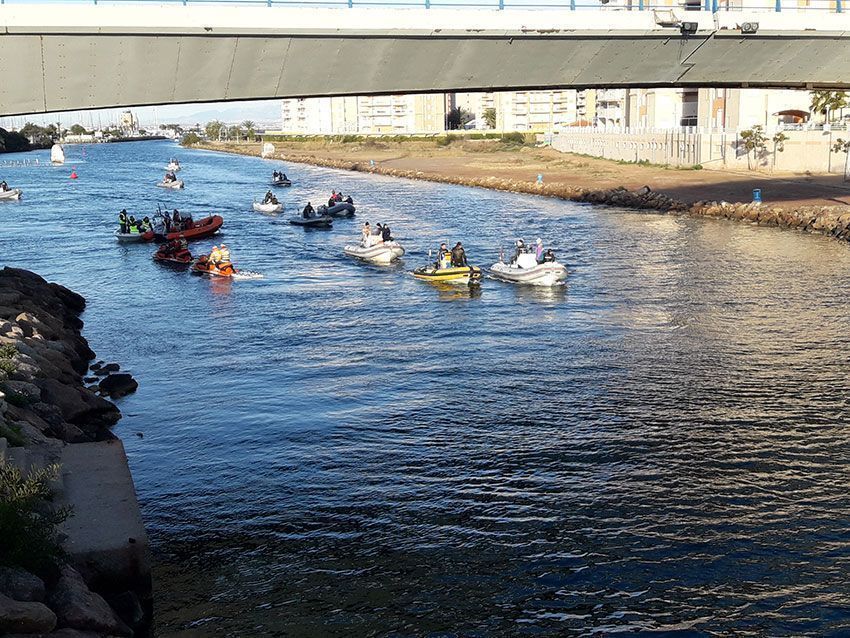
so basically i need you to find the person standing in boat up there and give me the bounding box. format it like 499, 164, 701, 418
381, 223, 392, 242
209, 245, 221, 266
219, 244, 231, 264
361, 221, 372, 247
535, 238, 544, 262
436, 242, 449, 269
118, 209, 129, 234
451, 242, 468, 267
0, 181, 8, 192
302, 202, 314, 219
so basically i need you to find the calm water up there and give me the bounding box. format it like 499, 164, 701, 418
2, 141, 850, 637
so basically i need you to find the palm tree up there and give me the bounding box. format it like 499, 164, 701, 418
205, 120, 224, 141
810, 90, 848, 124
241, 120, 256, 141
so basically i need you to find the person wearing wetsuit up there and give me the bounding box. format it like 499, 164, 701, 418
451, 242, 468, 267
263, 191, 274, 204
302, 202, 314, 219
382, 224, 391, 242
345, 195, 354, 205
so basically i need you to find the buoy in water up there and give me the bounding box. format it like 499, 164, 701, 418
70, 168, 78, 179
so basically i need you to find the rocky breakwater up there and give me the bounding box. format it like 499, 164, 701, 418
0, 267, 149, 637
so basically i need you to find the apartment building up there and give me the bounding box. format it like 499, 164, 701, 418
280, 94, 446, 134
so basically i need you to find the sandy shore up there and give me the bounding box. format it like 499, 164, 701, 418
196, 139, 850, 210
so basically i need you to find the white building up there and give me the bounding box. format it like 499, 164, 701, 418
697, 88, 814, 130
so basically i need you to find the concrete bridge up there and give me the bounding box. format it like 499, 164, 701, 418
1, 2, 849, 116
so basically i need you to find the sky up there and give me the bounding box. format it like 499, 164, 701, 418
0, 99, 283, 131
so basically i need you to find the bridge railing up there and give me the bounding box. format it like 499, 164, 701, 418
0, 0, 842, 12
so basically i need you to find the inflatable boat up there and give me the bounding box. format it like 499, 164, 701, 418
290, 215, 333, 228
153, 248, 193, 264
166, 161, 181, 172
157, 179, 184, 189
253, 202, 283, 213
324, 202, 356, 217
490, 252, 567, 286
141, 215, 223, 242
412, 264, 482, 284
271, 177, 291, 187
344, 241, 405, 265
0, 189, 22, 201
114, 229, 146, 242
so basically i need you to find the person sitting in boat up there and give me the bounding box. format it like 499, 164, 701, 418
0, 181, 8, 192
182, 212, 193, 228
335, 191, 343, 203
209, 245, 221, 266
302, 202, 314, 219
451, 242, 468, 267
118, 209, 129, 234
435, 242, 449, 269
139, 216, 151, 233
381, 223, 392, 242
361, 221, 372, 247
345, 195, 354, 205
327, 195, 336, 208
179, 237, 189, 251
273, 171, 279, 181
219, 244, 231, 265
263, 190, 275, 204
543, 248, 556, 263
128, 216, 139, 234
535, 238, 544, 262
281, 173, 288, 181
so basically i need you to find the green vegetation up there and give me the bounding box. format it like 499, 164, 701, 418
180, 132, 202, 147
205, 120, 225, 141
445, 107, 474, 131
0, 128, 33, 154
0, 343, 17, 375
242, 120, 256, 141
831, 137, 850, 181
483, 107, 497, 129
810, 90, 848, 123
740, 125, 768, 170
68, 124, 89, 136
0, 462, 70, 573
0, 422, 25, 447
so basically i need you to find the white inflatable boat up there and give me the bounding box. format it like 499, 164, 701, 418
253, 201, 283, 213
490, 251, 567, 286
157, 180, 184, 189
166, 161, 181, 172
343, 240, 405, 265
0, 189, 22, 201
114, 229, 146, 242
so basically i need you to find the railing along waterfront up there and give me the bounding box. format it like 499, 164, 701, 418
0, 0, 843, 12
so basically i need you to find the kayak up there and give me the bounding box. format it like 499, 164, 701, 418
157, 180, 184, 189
141, 214, 223, 242
192, 260, 236, 278
153, 248, 193, 264
324, 202, 356, 217
114, 229, 146, 242
253, 202, 283, 213
271, 178, 291, 187
344, 241, 405, 265
290, 215, 333, 228
0, 189, 22, 201
413, 264, 482, 284
490, 257, 567, 286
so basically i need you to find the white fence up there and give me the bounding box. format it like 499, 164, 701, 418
550, 127, 850, 174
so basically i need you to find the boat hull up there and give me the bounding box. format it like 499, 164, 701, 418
142, 215, 223, 242
490, 261, 567, 286
114, 230, 146, 242
325, 202, 356, 217
156, 180, 184, 189
271, 179, 291, 187
0, 189, 22, 201
290, 216, 333, 228
413, 265, 482, 284
344, 241, 404, 264
192, 261, 235, 278
253, 202, 283, 213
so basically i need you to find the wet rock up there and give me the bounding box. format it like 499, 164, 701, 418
100, 363, 120, 374
98, 374, 138, 399
83, 376, 98, 384
0, 567, 46, 602
47, 567, 131, 637
0, 592, 57, 634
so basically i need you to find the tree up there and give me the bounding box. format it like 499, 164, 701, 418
0, 128, 31, 153
832, 138, 850, 182
69, 124, 88, 136
810, 90, 848, 124
205, 120, 224, 141
770, 131, 788, 172
227, 125, 242, 141
483, 108, 497, 129
445, 107, 473, 131
181, 132, 201, 147
241, 120, 256, 141
740, 125, 767, 170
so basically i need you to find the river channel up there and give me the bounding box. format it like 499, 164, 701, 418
2, 140, 850, 636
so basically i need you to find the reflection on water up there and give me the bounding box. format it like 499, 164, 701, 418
2, 141, 850, 636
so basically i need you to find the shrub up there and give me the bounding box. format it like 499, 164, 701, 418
0, 344, 16, 375
500, 132, 526, 145
180, 132, 201, 146
0, 422, 25, 447
0, 462, 71, 573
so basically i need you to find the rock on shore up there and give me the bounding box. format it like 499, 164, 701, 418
0, 267, 138, 444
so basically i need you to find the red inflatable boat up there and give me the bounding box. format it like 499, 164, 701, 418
142, 215, 223, 242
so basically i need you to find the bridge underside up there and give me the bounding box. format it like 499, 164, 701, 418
1, 12, 849, 115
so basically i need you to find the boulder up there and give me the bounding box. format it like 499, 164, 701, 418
100, 363, 120, 374
0, 567, 46, 602
2, 380, 42, 403
46, 567, 131, 637
98, 374, 138, 399
0, 592, 57, 634
35, 379, 120, 429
